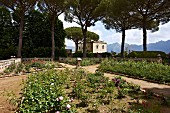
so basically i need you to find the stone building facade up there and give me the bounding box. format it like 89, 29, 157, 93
78, 41, 107, 53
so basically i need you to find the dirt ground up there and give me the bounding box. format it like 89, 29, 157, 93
0, 63, 170, 113
0, 75, 27, 113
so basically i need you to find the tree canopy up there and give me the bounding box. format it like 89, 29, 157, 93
130, 0, 170, 51
65, 27, 99, 52
38, 0, 69, 60
23, 10, 66, 58
0, 7, 18, 59
1, 0, 170, 59
0, 0, 37, 58
103, 0, 135, 57
65, 0, 105, 57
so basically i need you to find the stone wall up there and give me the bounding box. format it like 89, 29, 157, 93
0, 58, 21, 72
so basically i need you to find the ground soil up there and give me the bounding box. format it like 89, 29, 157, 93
0, 75, 27, 113
0, 63, 170, 113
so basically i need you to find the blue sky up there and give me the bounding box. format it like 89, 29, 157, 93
58, 14, 170, 47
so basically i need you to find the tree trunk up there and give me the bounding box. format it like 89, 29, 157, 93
17, 15, 24, 58
143, 19, 147, 51
82, 27, 87, 58
121, 27, 126, 58
75, 41, 78, 52
51, 16, 56, 61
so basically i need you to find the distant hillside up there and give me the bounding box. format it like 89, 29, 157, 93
107, 40, 170, 54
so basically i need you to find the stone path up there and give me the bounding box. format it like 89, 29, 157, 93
61, 63, 170, 97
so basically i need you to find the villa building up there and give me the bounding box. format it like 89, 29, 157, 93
78, 41, 107, 53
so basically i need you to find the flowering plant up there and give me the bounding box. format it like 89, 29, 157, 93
17, 69, 75, 113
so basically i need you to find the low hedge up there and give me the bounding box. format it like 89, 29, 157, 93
128, 51, 167, 59
60, 58, 103, 66
99, 59, 170, 84
73, 51, 112, 58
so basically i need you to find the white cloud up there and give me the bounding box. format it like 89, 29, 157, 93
148, 22, 170, 43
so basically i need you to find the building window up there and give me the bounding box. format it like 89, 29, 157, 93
102, 45, 104, 49
96, 45, 99, 49
79, 47, 81, 50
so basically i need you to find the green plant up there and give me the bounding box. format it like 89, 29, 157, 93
15, 63, 24, 74
99, 59, 170, 84
17, 69, 75, 113
24, 65, 31, 73
4, 63, 16, 74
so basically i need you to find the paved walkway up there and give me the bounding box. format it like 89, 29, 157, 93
60, 63, 170, 97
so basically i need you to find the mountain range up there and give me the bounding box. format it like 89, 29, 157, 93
66, 40, 170, 54
107, 40, 170, 53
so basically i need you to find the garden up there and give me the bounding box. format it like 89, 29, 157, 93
1, 60, 170, 113
99, 59, 170, 84
59, 58, 104, 66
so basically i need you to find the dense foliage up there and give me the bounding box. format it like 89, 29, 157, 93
60, 58, 103, 66
72, 52, 112, 58
16, 65, 137, 112
65, 27, 99, 52
128, 51, 167, 59
0, 0, 170, 59
14, 63, 170, 112
0, 0, 37, 57
65, 0, 106, 57
99, 59, 170, 84
0, 7, 18, 59
17, 69, 75, 113
0, 8, 66, 59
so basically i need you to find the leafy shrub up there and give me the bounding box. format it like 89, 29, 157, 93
4, 63, 16, 74
0, 46, 17, 60
73, 52, 112, 58
99, 59, 170, 83
22, 47, 67, 59
15, 63, 24, 74
100, 52, 112, 58
60, 58, 103, 66
128, 51, 167, 59
73, 51, 83, 58
17, 69, 75, 113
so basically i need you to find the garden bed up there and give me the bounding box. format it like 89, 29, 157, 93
99, 59, 170, 84
14, 67, 170, 112
0, 60, 64, 78
59, 58, 104, 66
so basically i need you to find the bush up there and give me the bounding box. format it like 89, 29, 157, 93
100, 52, 112, 58
17, 69, 75, 113
128, 51, 167, 59
99, 59, 170, 84
73, 51, 83, 58
87, 52, 94, 58
73, 52, 112, 58
22, 47, 67, 59
0, 46, 17, 60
